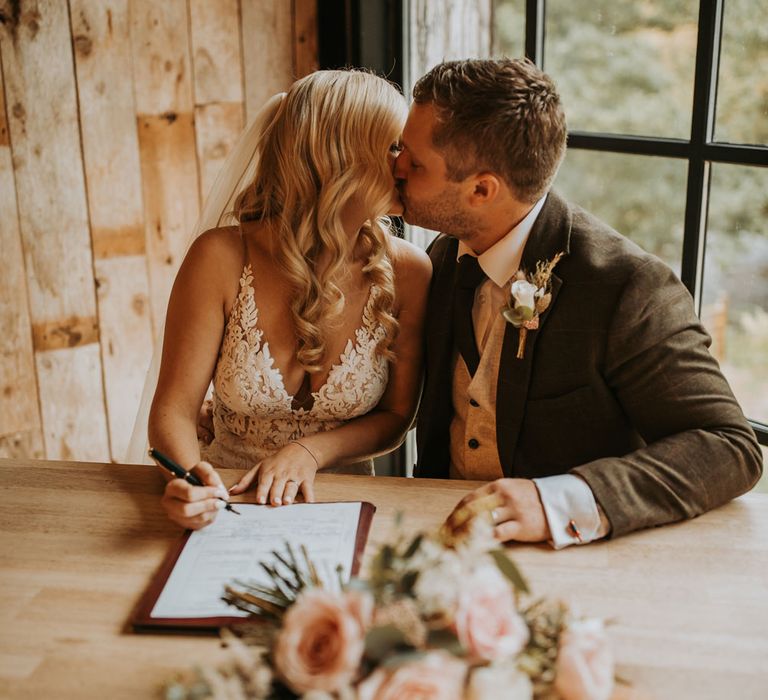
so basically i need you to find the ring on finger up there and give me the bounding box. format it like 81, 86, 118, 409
490, 508, 501, 524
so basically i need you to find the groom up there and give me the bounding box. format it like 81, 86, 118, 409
394, 58, 762, 548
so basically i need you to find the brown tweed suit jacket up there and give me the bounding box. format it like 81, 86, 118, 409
414, 191, 762, 537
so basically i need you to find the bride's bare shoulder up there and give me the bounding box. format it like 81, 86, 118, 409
389, 236, 432, 286
183, 225, 245, 274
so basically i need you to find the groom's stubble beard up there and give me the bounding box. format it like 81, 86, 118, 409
399, 184, 479, 241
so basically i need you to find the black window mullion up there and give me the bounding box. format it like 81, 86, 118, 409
702, 143, 768, 167
525, 0, 545, 66
567, 132, 690, 159
680, 0, 723, 303
521, 0, 766, 446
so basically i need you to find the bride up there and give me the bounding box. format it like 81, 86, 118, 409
146, 70, 431, 529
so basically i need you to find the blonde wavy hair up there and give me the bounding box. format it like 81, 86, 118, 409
234, 70, 407, 373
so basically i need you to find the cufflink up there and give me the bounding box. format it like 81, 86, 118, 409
567, 519, 583, 542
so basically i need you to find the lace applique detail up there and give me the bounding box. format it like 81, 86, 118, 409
202, 265, 389, 469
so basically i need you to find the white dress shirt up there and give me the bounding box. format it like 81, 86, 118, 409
457, 195, 608, 549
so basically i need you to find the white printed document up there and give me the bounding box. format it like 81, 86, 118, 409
132, 501, 374, 631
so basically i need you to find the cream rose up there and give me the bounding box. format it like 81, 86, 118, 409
510, 279, 538, 310
273, 589, 369, 694
554, 618, 614, 700
454, 566, 529, 661
466, 664, 533, 700
412, 548, 463, 617
357, 651, 466, 700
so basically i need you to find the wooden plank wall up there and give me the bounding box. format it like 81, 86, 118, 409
405, 0, 492, 251
0, 0, 318, 463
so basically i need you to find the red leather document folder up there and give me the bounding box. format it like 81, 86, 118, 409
131, 501, 376, 633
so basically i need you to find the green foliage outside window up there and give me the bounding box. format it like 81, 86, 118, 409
493, 0, 768, 488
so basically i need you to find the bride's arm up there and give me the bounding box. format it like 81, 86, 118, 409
230, 238, 432, 506
148, 230, 240, 529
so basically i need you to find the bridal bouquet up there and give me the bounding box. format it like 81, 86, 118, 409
166, 513, 614, 700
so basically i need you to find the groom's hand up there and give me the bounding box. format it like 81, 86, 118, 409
448, 478, 551, 543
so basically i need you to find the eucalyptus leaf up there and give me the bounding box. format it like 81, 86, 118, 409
425, 628, 464, 655
379, 649, 429, 669
403, 533, 423, 558
490, 549, 530, 594
380, 544, 394, 569
519, 305, 534, 321
400, 569, 419, 594
501, 307, 523, 326
365, 624, 410, 661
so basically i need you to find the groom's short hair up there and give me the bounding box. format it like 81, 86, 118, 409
413, 58, 567, 203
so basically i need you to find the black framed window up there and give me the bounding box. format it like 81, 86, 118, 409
491, 0, 768, 461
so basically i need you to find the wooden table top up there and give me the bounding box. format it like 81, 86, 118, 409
1, 458, 766, 699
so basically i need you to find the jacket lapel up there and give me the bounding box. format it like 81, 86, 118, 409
416, 235, 459, 477
497, 192, 572, 477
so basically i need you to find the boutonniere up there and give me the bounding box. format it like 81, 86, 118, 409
501, 252, 564, 359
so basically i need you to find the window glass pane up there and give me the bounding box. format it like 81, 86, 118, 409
714, 0, 768, 146
701, 164, 768, 426
756, 446, 768, 493
553, 150, 685, 274
491, 0, 525, 58
544, 0, 698, 138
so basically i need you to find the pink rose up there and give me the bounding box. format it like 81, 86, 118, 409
357, 652, 466, 700
554, 619, 614, 700
454, 566, 529, 661
273, 589, 369, 694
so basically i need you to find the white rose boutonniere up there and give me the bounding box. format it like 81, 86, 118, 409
502, 252, 564, 359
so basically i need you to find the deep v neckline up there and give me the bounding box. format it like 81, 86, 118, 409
236, 265, 377, 410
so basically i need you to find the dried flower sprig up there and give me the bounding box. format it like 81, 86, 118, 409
502, 252, 565, 358
222, 541, 344, 619
166, 516, 616, 700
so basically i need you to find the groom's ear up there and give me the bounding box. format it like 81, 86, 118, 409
467, 172, 502, 207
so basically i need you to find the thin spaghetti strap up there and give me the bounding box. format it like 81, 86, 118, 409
239, 220, 249, 272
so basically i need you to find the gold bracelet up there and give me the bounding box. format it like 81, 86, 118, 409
290, 440, 320, 469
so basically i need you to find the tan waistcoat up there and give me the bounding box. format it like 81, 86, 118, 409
449, 313, 506, 480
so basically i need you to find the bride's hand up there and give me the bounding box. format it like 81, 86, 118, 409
161, 461, 231, 529
229, 442, 318, 506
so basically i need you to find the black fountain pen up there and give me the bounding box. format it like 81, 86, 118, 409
148, 447, 240, 515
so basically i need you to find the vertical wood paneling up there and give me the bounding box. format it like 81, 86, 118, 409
36, 345, 109, 460
194, 101, 244, 201
189, 0, 243, 104
0, 0, 109, 459
94, 257, 152, 460
70, 0, 146, 259
189, 0, 244, 201
129, 0, 194, 115
0, 55, 43, 457
405, 0, 493, 251
292, 0, 319, 79
130, 0, 199, 336
241, 0, 294, 122
137, 113, 200, 332
408, 0, 492, 87
0, 0, 313, 463
70, 0, 154, 461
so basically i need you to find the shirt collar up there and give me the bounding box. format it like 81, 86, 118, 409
457, 194, 547, 287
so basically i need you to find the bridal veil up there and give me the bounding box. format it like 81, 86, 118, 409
125, 93, 287, 464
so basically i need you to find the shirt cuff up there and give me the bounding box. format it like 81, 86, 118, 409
533, 474, 609, 550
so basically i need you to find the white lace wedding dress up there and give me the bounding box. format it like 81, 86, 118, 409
200, 265, 389, 474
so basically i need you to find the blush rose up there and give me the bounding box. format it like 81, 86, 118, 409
554, 618, 614, 700
454, 565, 529, 661
273, 589, 370, 694
357, 651, 466, 700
